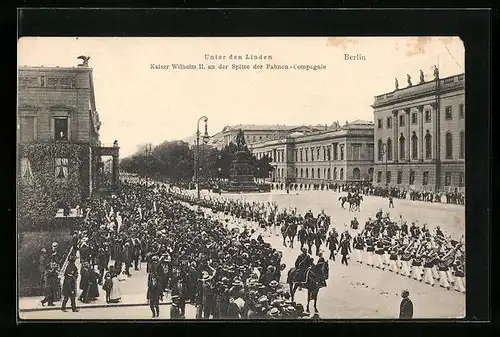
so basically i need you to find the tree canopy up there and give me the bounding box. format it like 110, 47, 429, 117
120, 130, 274, 182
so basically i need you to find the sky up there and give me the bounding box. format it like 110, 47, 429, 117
18, 37, 464, 157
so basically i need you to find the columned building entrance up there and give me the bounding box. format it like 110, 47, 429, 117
93, 141, 120, 192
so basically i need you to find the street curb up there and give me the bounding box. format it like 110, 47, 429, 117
19, 300, 183, 313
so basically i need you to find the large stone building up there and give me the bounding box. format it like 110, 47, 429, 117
217, 123, 342, 150
17, 60, 118, 202
371, 71, 465, 192
248, 120, 374, 185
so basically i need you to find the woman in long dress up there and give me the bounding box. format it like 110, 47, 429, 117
109, 269, 124, 303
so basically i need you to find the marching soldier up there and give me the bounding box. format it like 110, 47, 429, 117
453, 251, 466, 293
353, 233, 365, 264
411, 242, 423, 282
400, 240, 413, 277
374, 236, 386, 270
436, 252, 451, 290
388, 241, 399, 273
423, 246, 437, 286
365, 234, 375, 267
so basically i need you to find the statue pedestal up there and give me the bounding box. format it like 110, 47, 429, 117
227, 151, 259, 192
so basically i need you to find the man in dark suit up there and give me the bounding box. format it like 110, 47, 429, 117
337, 238, 351, 266
325, 232, 339, 261
61, 255, 79, 312
399, 290, 413, 319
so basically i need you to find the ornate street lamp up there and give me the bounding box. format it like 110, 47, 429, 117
195, 116, 209, 199
145, 143, 152, 188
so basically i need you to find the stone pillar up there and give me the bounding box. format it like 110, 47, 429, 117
392, 110, 399, 162
431, 102, 439, 160
431, 101, 441, 191
405, 108, 411, 162
418, 105, 424, 161
112, 155, 119, 188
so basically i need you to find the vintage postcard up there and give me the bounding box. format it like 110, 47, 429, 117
17, 36, 465, 320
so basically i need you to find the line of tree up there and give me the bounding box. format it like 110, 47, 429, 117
120, 130, 274, 183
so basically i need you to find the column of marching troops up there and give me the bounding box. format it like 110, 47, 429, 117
175, 188, 466, 294
38, 177, 465, 318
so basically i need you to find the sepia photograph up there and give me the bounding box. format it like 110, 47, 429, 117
17, 36, 466, 320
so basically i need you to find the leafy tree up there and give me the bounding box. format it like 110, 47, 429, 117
120, 130, 274, 184
120, 140, 194, 183
254, 155, 274, 178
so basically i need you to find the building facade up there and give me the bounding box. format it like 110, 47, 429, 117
17, 62, 118, 202
248, 120, 374, 185
217, 123, 342, 150
372, 72, 465, 192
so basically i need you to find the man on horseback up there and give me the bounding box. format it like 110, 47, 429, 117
293, 248, 313, 287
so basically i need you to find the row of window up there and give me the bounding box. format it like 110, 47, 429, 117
295, 145, 343, 162
376, 170, 464, 187
293, 167, 349, 180
19, 116, 69, 142
377, 103, 464, 129
377, 130, 465, 161
20, 157, 69, 182
292, 144, 374, 163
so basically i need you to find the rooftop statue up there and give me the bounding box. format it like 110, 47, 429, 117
77, 55, 90, 67
433, 65, 440, 79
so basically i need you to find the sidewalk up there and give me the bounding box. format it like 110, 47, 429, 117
19, 254, 160, 312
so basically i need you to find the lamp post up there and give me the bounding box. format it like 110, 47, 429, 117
217, 167, 222, 194
195, 116, 210, 199
145, 143, 152, 188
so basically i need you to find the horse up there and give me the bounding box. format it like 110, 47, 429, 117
350, 195, 363, 212
287, 263, 328, 313
338, 196, 351, 210
281, 222, 298, 248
